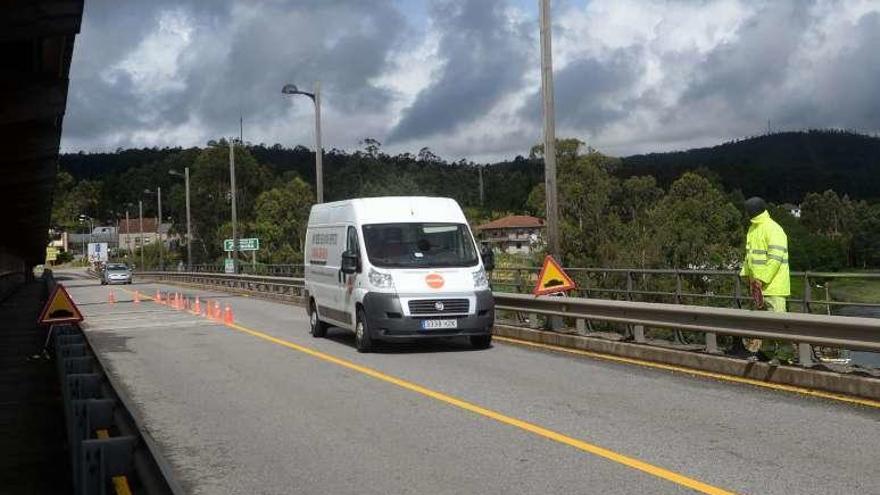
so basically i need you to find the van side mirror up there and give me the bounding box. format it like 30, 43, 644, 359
482, 256, 495, 272
341, 250, 359, 274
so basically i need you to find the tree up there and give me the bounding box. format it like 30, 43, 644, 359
252, 178, 314, 264
189, 141, 273, 262
651, 173, 741, 268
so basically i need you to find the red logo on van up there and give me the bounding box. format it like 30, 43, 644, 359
425, 273, 444, 289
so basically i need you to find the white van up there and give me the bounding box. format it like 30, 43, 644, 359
304, 196, 495, 352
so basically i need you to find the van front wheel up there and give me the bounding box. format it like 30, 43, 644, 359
309, 301, 328, 338
355, 308, 373, 353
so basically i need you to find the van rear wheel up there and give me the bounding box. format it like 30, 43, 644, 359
309, 301, 328, 338
470, 334, 492, 349
355, 308, 373, 353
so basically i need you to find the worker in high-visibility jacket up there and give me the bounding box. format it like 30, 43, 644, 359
739, 197, 790, 360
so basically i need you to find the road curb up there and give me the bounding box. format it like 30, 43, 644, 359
493, 324, 880, 403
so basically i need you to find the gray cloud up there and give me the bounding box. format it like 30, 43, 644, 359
520, 47, 643, 131
62, 0, 880, 159
386, 0, 532, 143
64, 0, 405, 148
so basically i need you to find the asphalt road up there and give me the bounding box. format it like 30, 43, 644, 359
57, 270, 880, 495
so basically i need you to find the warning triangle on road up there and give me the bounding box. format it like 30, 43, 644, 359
533, 255, 577, 296
37, 284, 84, 325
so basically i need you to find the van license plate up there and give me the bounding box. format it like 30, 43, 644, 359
421, 319, 458, 330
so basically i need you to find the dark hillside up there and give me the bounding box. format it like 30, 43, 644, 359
619, 130, 880, 202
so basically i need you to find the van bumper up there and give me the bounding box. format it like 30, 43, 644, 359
362, 291, 494, 340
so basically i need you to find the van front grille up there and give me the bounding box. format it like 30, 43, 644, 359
408, 299, 469, 315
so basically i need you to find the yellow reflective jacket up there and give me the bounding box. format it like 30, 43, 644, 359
739, 211, 790, 296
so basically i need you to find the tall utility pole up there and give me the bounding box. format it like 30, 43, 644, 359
138, 200, 144, 270
185, 167, 192, 270
157, 186, 163, 270
229, 139, 239, 273
125, 210, 131, 255
540, 0, 560, 260
313, 81, 324, 203
478, 166, 484, 206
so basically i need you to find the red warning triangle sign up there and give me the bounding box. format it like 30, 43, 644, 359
533, 255, 577, 296
38, 284, 84, 325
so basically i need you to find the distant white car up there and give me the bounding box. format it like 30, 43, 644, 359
304, 196, 495, 352
101, 263, 132, 285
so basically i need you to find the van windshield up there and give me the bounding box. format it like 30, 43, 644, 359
362, 223, 478, 269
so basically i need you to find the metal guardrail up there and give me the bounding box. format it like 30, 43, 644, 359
139, 271, 305, 301
138, 271, 880, 363
494, 293, 880, 353
489, 267, 880, 314
54, 323, 176, 495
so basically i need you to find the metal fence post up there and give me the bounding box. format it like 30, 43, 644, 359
799, 272, 814, 367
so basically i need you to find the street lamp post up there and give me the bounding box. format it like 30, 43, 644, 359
169, 168, 193, 270
138, 200, 144, 270
78, 214, 94, 263
282, 82, 323, 203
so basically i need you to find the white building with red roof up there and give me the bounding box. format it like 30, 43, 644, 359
475, 215, 544, 254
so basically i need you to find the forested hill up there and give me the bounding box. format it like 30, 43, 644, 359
619, 130, 880, 203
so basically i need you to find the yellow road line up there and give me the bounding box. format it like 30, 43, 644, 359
493, 336, 880, 409
95, 430, 134, 495
225, 321, 734, 495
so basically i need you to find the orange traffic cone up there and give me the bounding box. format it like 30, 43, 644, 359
213, 301, 221, 321
155, 289, 162, 304
193, 297, 201, 314
223, 304, 234, 325
108, 289, 116, 304
133, 290, 140, 304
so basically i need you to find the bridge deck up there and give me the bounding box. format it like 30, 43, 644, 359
63, 271, 879, 494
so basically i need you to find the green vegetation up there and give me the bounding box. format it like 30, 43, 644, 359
826, 277, 880, 305
53, 131, 880, 270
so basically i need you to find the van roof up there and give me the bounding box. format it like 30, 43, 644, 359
308, 196, 468, 226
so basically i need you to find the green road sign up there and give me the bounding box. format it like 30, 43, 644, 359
223, 238, 260, 252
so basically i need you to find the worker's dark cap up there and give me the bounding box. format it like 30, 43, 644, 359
744, 197, 768, 218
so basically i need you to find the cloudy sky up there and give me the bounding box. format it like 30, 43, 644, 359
61, 0, 880, 162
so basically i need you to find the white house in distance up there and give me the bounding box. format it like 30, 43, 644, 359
475, 215, 544, 254
118, 218, 172, 252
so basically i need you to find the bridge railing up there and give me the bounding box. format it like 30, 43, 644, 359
136, 270, 880, 368
489, 267, 880, 315
139, 271, 305, 302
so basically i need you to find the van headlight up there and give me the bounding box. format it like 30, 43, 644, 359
369, 268, 394, 289
472, 268, 490, 290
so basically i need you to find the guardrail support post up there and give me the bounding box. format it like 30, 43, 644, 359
705, 332, 720, 354
79, 436, 136, 495
575, 318, 586, 335
633, 325, 646, 344
798, 343, 814, 368
529, 313, 539, 329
